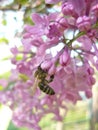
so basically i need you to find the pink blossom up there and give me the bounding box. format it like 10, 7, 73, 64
67, 0, 86, 16
62, 2, 78, 18
41, 60, 52, 70
56, 16, 68, 31
24, 13, 58, 36
91, 4, 98, 16
59, 47, 70, 66
77, 35, 92, 51
45, 0, 61, 4
17, 62, 32, 76
10, 46, 19, 55
76, 16, 91, 31
85, 89, 92, 98
0, 79, 8, 88
0, 0, 98, 129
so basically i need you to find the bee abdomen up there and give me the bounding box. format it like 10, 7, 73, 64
38, 82, 55, 95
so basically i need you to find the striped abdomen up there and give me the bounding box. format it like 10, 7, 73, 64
38, 82, 55, 95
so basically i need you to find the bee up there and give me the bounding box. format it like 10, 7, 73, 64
34, 65, 55, 95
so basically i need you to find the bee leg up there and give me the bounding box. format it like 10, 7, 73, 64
46, 75, 54, 83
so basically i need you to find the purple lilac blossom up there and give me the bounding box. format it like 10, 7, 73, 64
0, 0, 98, 130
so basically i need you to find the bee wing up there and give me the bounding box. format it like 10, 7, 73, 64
31, 78, 38, 96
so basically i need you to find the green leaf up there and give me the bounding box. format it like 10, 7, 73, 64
19, 73, 29, 81
0, 71, 11, 79
15, 0, 28, 5
5, 81, 15, 91
8, 121, 28, 130
24, 16, 33, 25
20, 0, 28, 5
0, 37, 9, 44
0, 85, 3, 91
15, 54, 23, 61
0, 56, 12, 61
0, 104, 2, 109
2, 19, 7, 25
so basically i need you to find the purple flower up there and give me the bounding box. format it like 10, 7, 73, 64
0, 0, 98, 129
45, 0, 61, 4
24, 13, 58, 36
76, 16, 91, 31
59, 47, 70, 66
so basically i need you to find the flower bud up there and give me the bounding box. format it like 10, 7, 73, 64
76, 16, 91, 31
62, 2, 77, 17
41, 60, 52, 70
10, 46, 18, 55
47, 23, 60, 38
59, 48, 70, 66
85, 89, 92, 98
48, 64, 56, 75
91, 4, 98, 16
56, 17, 68, 31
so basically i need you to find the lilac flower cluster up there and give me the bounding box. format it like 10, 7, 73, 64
0, 0, 98, 129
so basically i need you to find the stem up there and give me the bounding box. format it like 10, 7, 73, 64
66, 31, 86, 47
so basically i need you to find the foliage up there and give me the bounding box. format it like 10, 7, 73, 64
0, 37, 9, 44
